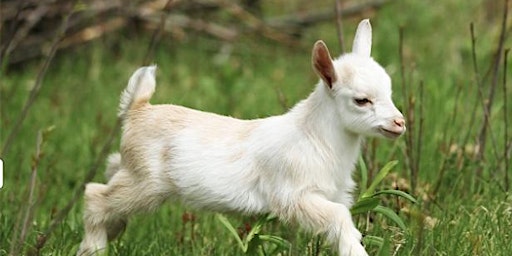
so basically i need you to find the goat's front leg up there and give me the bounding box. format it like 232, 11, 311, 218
294, 193, 368, 256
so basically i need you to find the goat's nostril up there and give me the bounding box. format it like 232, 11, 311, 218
394, 118, 405, 128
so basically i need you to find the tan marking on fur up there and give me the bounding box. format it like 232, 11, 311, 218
121, 103, 261, 172
161, 144, 174, 163
228, 150, 245, 163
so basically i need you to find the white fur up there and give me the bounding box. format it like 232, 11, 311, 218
352, 19, 372, 57
77, 19, 405, 256
118, 65, 156, 118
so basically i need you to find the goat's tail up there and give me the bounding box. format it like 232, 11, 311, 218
118, 65, 157, 118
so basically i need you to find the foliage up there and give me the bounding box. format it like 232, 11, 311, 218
216, 214, 290, 255
1, 0, 511, 255
352, 159, 416, 255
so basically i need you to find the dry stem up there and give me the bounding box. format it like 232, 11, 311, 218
1, 3, 75, 157
503, 48, 509, 192
475, 0, 508, 175
335, 0, 346, 53
10, 129, 46, 255
30, 1, 173, 253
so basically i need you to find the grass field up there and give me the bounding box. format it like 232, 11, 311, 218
1, 0, 511, 255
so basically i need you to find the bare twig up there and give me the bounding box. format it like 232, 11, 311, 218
139, 13, 238, 41
266, 0, 391, 29
30, 1, 174, 253
414, 80, 424, 188
398, 25, 407, 133
461, 23, 482, 163
143, 0, 177, 65
335, 0, 345, 53
0, 2, 49, 64
475, 0, 508, 173
469, 23, 491, 177
217, 0, 297, 46
1, 0, 125, 64
10, 127, 50, 255
3, 0, 233, 64
1, 3, 75, 157
503, 48, 509, 192
58, 18, 128, 49
2, 0, 393, 65
10, 134, 42, 255
433, 82, 463, 195
397, 25, 422, 192
398, 26, 418, 192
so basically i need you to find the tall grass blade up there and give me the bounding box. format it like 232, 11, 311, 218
216, 214, 246, 252
351, 197, 380, 215
363, 235, 384, 247
259, 235, 291, 249
372, 189, 417, 204
373, 205, 407, 231
245, 216, 267, 251
376, 236, 391, 256
362, 160, 398, 198
359, 156, 369, 196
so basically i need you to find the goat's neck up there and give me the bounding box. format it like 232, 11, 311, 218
290, 84, 362, 159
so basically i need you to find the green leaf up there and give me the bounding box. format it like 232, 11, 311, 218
373, 205, 407, 231
216, 214, 247, 252
246, 234, 261, 254
363, 235, 384, 247
361, 160, 398, 198
265, 214, 278, 222
376, 236, 391, 256
246, 215, 266, 246
373, 189, 417, 204
351, 197, 380, 215
259, 234, 291, 249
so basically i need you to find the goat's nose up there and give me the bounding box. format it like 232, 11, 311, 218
394, 117, 405, 128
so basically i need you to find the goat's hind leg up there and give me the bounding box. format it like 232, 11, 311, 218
77, 169, 171, 255
77, 183, 110, 256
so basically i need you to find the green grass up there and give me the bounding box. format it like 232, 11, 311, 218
1, 0, 511, 255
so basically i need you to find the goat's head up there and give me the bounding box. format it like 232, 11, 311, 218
312, 19, 405, 139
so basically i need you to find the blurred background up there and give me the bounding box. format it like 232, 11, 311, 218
1, 0, 511, 255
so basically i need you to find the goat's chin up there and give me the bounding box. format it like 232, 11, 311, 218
377, 127, 404, 139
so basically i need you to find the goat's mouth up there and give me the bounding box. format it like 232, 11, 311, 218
378, 127, 404, 139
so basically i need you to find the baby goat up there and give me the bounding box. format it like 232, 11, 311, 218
78, 19, 405, 256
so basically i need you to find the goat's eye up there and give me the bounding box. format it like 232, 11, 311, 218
354, 98, 372, 106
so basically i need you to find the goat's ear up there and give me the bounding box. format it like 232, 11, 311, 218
352, 19, 372, 57
312, 40, 337, 89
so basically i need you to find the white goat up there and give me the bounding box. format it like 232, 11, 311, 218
78, 19, 405, 256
